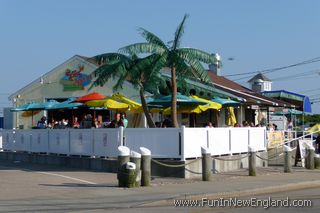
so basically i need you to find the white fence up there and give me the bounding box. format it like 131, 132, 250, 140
0, 127, 267, 160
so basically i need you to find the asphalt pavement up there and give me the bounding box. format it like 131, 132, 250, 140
0, 159, 319, 212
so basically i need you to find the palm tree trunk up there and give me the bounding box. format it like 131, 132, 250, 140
171, 66, 179, 127
139, 88, 156, 128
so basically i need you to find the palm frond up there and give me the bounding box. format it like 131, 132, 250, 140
92, 53, 129, 65
173, 14, 189, 50
119, 43, 166, 55
138, 28, 168, 50
174, 56, 210, 83
177, 48, 216, 64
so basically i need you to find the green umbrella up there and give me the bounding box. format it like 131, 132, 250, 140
273, 109, 303, 115
212, 97, 240, 107
147, 93, 207, 108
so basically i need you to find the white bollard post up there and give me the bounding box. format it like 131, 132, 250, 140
130, 151, 141, 187
140, 147, 151, 186
248, 146, 256, 176
283, 145, 292, 173
117, 146, 130, 187
201, 147, 212, 181
306, 145, 315, 170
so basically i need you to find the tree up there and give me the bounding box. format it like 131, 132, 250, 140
120, 14, 217, 127
90, 53, 166, 128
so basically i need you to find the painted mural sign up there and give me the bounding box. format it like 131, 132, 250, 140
60, 65, 92, 91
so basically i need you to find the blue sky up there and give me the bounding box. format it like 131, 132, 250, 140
1, 0, 320, 113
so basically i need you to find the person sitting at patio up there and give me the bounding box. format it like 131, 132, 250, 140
103, 115, 111, 128
121, 113, 128, 128
82, 114, 93, 129
162, 118, 172, 128
107, 119, 118, 128
73, 117, 80, 128
36, 116, 47, 129
155, 121, 162, 128
234, 122, 241, 127
205, 122, 213, 128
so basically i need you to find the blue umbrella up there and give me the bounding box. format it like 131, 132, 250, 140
50, 98, 82, 110
147, 93, 207, 107
212, 97, 240, 107
10, 102, 36, 112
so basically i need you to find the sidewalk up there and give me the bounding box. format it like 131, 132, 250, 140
0, 160, 319, 211
143, 166, 320, 207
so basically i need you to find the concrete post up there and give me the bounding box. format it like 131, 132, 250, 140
140, 147, 151, 187
248, 146, 256, 176
314, 154, 320, 169
283, 145, 292, 173
305, 146, 315, 170
130, 150, 141, 187
201, 147, 212, 181
117, 146, 130, 187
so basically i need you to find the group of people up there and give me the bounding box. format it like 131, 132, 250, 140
36, 113, 128, 129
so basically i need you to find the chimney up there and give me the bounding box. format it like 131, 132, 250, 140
208, 53, 221, 76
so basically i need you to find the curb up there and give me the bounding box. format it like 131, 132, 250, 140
139, 180, 320, 207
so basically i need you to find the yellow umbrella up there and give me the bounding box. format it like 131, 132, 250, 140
85, 98, 129, 111
191, 95, 222, 111
161, 96, 222, 115
306, 123, 320, 133
162, 106, 203, 115
226, 106, 237, 126
111, 93, 143, 113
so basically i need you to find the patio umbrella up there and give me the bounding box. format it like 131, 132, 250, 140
212, 97, 240, 107
50, 98, 83, 110
226, 107, 237, 126
147, 93, 208, 108
10, 100, 58, 127
85, 98, 129, 111
306, 123, 320, 133
10, 103, 36, 112
191, 95, 222, 111
111, 93, 143, 113
159, 96, 221, 115
273, 109, 303, 115
73, 92, 106, 103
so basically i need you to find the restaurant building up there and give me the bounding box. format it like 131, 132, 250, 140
9, 54, 294, 129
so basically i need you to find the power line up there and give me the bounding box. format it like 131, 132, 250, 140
225, 56, 320, 81
271, 69, 320, 81
298, 87, 320, 93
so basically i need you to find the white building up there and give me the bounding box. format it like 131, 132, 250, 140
248, 73, 272, 93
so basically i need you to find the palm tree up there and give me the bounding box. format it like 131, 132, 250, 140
90, 53, 166, 128
120, 14, 218, 127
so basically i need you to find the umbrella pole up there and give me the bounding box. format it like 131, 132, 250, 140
72, 108, 74, 125
32, 111, 34, 127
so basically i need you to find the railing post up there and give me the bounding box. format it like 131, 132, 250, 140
305, 146, 315, 170
248, 146, 256, 176
130, 151, 141, 187
180, 126, 185, 161
140, 147, 151, 187
201, 147, 212, 181
283, 145, 292, 173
